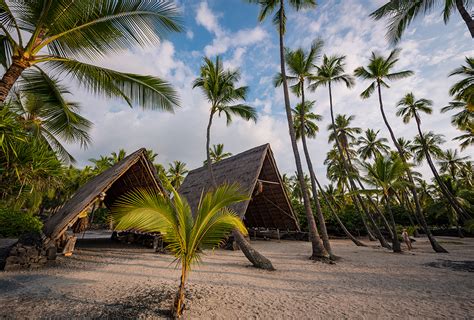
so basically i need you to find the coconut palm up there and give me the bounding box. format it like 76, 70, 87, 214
398, 92, 470, 219
439, 149, 471, 180
167, 161, 188, 189
355, 49, 447, 253
454, 124, 474, 150
0, 0, 181, 110
274, 40, 334, 256
363, 156, 409, 252
357, 129, 391, 160
112, 183, 248, 318
449, 57, 474, 104
370, 0, 474, 44
89, 155, 113, 173
248, 0, 330, 261
441, 98, 474, 131
203, 144, 233, 165
192, 56, 273, 270
110, 149, 127, 165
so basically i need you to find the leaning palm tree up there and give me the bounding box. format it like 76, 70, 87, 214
370, 0, 474, 44
193, 56, 273, 270
203, 143, 232, 165
439, 149, 471, 181
397, 92, 470, 220
112, 183, 248, 318
356, 129, 390, 161
363, 156, 409, 252
274, 40, 334, 256
0, 0, 181, 110
248, 0, 330, 261
355, 49, 447, 253
167, 161, 188, 189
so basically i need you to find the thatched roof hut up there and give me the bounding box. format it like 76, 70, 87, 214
179, 144, 300, 231
43, 148, 164, 240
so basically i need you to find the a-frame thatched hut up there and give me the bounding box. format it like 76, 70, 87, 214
179, 144, 300, 232
43, 148, 165, 242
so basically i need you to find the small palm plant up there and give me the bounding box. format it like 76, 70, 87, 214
112, 183, 248, 318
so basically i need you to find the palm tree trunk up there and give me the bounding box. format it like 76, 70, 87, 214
456, 0, 474, 38
315, 178, 367, 247
206, 111, 274, 270
414, 116, 470, 220
376, 81, 448, 253
279, 0, 329, 261
173, 262, 188, 318
383, 194, 401, 253
0, 59, 29, 104
328, 82, 390, 249
299, 87, 334, 257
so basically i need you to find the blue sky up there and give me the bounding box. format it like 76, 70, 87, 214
68, 0, 473, 184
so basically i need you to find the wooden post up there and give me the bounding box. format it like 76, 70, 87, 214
276, 229, 280, 242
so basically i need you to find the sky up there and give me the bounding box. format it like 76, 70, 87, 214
66, 0, 473, 184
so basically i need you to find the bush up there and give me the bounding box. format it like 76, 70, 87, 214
0, 208, 43, 238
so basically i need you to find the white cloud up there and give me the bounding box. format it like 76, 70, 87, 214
186, 30, 194, 39
195, 1, 223, 36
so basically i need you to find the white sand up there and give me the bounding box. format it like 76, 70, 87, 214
1, 236, 473, 319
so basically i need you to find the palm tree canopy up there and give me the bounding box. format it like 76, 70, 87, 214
204, 144, 233, 165
292, 100, 322, 140
363, 155, 409, 196
449, 56, 474, 105
167, 160, 188, 189
309, 54, 355, 90
354, 49, 413, 99
396, 92, 433, 124
0, 0, 182, 109
112, 183, 248, 271
438, 149, 471, 177
370, 0, 474, 44
327, 114, 362, 149
274, 38, 323, 96
441, 97, 474, 129
453, 123, 474, 150
356, 129, 390, 160
246, 0, 316, 34
193, 56, 257, 125
411, 131, 446, 163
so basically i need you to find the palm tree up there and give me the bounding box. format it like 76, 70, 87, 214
89, 155, 113, 173
357, 129, 391, 161
274, 40, 334, 256
248, 0, 330, 261
370, 0, 474, 44
439, 149, 470, 180
167, 161, 188, 189
110, 149, 127, 164
453, 124, 474, 150
397, 92, 470, 220
112, 183, 248, 318
203, 144, 233, 165
441, 98, 474, 131
355, 49, 447, 253
449, 57, 474, 104
193, 56, 273, 270
8, 71, 91, 163
0, 1, 181, 110
363, 156, 409, 252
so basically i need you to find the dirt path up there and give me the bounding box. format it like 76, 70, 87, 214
1, 236, 473, 319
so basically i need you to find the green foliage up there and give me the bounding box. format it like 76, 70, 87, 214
0, 207, 43, 237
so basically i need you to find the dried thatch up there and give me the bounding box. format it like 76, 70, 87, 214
179, 144, 300, 231
43, 148, 164, 240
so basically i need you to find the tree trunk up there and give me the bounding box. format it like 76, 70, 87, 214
172, 262, 188, 318
278, 0, 329, 261
455, 220, 464, 238
415, 116, 470, 220
206, 112, 274, 270
384, 194, 401, 253
328, 82, 390, 249
376, 81, 448, 253
232, 230, 275, 270
299, 87, 334, 257
0, 59, 28, 104
456, 0, 474, 38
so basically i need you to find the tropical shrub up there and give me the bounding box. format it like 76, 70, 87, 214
0, 207, 43, 238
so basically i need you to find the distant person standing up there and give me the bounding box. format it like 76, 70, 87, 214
402, 229, 412, 251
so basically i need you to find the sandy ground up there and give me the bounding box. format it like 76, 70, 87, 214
1, 234, 473, 320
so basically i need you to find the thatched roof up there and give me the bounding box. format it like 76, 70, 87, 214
43, 148, 164, 240
179, 144, 300, 231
